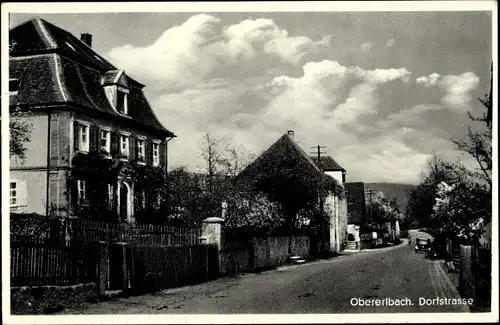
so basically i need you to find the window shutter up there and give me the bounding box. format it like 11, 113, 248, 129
73, 122, 80, 151
146, 140, 152, 165
70, 179, 78, 213
159, 142, 166, 170
18, 180, 27, 207
129, 136, 135, 160
90, 125, 98, 152
134, 138, 139, 161
110, 131, 118, 157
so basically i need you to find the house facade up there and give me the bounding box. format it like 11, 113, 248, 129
311, 155, 348, 253
9, 18, 175, 223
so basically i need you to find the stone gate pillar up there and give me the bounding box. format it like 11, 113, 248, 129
200, 217, 224, 249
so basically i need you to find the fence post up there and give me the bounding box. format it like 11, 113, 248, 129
109, 242, 129, 291
445, 238, 452, 261
459, 244, 475, 299
96, 241, 109, 295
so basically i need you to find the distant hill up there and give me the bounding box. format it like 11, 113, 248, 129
364, 183, 416, 214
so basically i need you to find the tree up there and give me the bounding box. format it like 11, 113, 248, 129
9, 107, 32, 161
430, 179, 491, 245
166, 165, 205, 224
452, 65, 492, 187
224, 191, 285, 237
237, 140, 342, 234
365, 196, 401, 233
8, 41, 32, 161
405, 154, 459, 228
197, 133, 255, 220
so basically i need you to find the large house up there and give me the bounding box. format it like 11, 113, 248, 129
9, 18, 175, 223
236, 130, 348, 254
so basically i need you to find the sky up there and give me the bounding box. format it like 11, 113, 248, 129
9, 8, 494, 185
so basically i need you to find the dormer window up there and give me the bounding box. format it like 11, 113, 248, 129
102, 70, 130, 116
116, 89, 128, 115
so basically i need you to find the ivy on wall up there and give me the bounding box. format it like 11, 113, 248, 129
70, 152, 167, 223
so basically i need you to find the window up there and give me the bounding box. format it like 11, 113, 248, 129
116, 90, 128, 115
77, 180, 87, 206
77, 124, 90, 152
100, 129, 111, 154
120, 134, 130, 158
9, 79, 19, 93
108, 184, 114, 209
10, 182, 18, 206
137, 138, 145, 162
138, 189, 146, 209
152, 142, 160, 166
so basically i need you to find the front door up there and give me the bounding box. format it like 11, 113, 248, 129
119, 182, 129, 223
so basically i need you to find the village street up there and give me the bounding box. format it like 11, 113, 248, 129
61, 231, 468, 314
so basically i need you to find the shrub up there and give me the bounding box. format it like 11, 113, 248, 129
10, 213, 62, 239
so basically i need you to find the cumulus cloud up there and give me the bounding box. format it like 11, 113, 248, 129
385, 38, 395, 47
361, 42, 375, 52
416, 72, 441, 86
108, 14, 331, 89
107, 14, 476, 183
154, 57, 418, 181
416, 72, 480, 108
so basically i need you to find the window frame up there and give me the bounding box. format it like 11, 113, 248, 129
116, 86, 129, 115
99, 127, 111, 155
77, 122, 90, 153
77, 180, 88, 206
136, 136, 146, 163
10, 181, 18, 207
152, 140, 160, 167
119, 132, 130, 159
9, 78, 19, 94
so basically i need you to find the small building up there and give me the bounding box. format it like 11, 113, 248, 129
8, 17, 175, 223
236, 130, 348, 254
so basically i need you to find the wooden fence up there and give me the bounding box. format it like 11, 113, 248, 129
68, 219, 202, 247
128, 244, 219, 293
459, 245, 492, 310
10, 237, 100, 287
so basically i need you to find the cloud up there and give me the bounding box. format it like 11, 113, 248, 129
361, 42, 375, 52
155, 58, 418, 182
416, 72, 441, 86
107, 14, 478, 184
440, 72, 480, 107
416, 72, 480, 108
108, 14, 331, 90
385, 38, 395, 47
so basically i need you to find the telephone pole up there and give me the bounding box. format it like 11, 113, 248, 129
311, 145, 327, 254
365, 188, 375, 226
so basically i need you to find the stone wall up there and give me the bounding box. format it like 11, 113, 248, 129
252, 235, 310, 270
11, 282, 98, 315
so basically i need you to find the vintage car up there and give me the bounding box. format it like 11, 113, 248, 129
414, 238, 431, 253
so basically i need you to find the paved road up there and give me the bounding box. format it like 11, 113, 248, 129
63, 231, 469, 314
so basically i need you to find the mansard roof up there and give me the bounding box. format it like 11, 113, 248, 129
9, 17, 174, 137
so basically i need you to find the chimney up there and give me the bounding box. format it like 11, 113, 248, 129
80, 33, 92, 47
287, 130, 295, 140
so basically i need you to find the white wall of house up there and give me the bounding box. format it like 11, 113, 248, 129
10, 170, 46, 215
347, 224, 360, 241
325, 170, 343, 185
